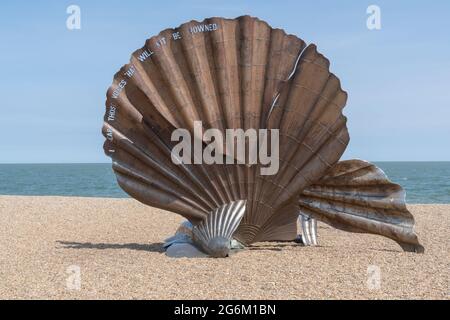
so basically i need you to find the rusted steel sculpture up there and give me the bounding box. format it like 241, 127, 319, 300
102, 16, 424, 257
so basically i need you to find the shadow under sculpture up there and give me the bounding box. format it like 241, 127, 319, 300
102, 16, 424, 257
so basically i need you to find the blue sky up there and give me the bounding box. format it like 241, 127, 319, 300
0, 0, 449, 163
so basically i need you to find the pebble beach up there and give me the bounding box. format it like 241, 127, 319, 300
0, 196, 448, 299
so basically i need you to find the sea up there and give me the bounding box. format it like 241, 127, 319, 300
0, 162, 449, 203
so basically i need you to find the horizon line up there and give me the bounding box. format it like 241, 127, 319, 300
1, 161, 450, 165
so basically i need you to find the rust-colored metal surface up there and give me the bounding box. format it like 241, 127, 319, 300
102, 16, 423, 256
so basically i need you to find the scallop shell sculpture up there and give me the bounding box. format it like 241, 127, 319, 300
102, 16, 423, 257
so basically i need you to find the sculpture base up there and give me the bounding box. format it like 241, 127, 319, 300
164, 200, 247, 258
